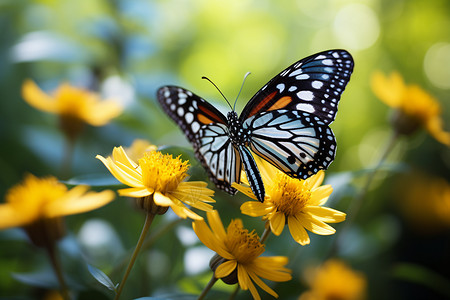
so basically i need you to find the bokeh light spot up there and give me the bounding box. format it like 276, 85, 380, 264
424, 42, 450, 89
333, 4, 380, 50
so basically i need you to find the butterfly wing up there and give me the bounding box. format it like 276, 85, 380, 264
244, 109, 336, 179
157, 86, 241, 194
239, 49, 354, 125
240, 49, 353, 179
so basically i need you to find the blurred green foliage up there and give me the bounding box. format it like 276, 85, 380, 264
1, 0, 449, 299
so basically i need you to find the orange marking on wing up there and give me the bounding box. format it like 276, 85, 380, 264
247, 91, 278, 118
268, 96, 292, 111
199, 106, 225, 124
198, 113, 214, 124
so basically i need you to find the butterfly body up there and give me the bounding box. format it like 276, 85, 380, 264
157, 49, 354, 202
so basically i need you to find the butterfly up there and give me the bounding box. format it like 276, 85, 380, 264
157, 49, 354, 202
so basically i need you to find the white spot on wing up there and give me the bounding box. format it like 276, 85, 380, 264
185, 112, 193, 123
289, 69, 303, 77
276, 83, 285, 93
192, 122, 200, 133
297, 90, 314, 101
296, 103, 315, 113
312, 81, 323, 89
296, 74, 310, 80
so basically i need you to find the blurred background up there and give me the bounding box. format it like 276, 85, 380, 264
0, 0, 449, 299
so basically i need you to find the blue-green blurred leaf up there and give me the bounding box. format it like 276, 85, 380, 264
64, 174, 123, 187
10, 31, 87, 63
87, 264, 117, 292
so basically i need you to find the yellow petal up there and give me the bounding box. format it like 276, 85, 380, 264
426, 116, 450, 147
254, 155, 277, 186
307, 170, 325, 189
240, 201, 272, 217
371, 71, 405, 108
118, 187, 152, 198
192, 219, 234, 260
232, 182, 258, 200
96, 155, 144, 188
251, 257, 292, 281
22, 80, 58, 113
207, 210, 227, 240
154, 192, 173, 206
167, 196, 205, 220
215, 260, 237, 278
247, 269, 279, 298
303, 206, 346, 223
237, 264, 251, 291
84, 99, 123, 126
288, 215, 310, 245
46, 189, 115, 218
298, 213, 336, 235
309, 185, 333, 206
269, 211, 285, 236
112, 146, 139, 170
0, 205, 32, 229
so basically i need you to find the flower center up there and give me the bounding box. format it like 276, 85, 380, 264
271, 173, 311, 216
139, 152, 189, 193
224, 219, 264, 264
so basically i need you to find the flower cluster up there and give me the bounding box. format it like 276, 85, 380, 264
234, 156, 346, 245
96, 146, 215, 220
193, 210, 292, 300
10, 65, 447, 300
371, 71, 450, 146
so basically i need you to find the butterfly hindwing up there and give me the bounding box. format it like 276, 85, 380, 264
240, 49, 354, 125
157, 86, 240, 194
196, 123, 241, 194
245, 110, 336, 179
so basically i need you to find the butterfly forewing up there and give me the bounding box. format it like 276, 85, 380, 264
240, 49, 354, 125
157, 86, 240, 194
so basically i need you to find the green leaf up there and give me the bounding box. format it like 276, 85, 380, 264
64, 174, 124, 188
392, 262, 450, 298
134, 295, 196, 300
87, 264, 117, 293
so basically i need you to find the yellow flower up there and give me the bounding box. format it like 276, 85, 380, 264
299, 259, 367, 300
124, 139, 158, 163
0, 174, 115, 246
193, 210, 292, 300
397, 173, 450, 233
233, 157, 345, 246
371, 71, 450, 146
96, 147, 215, 220
22, 80, 123, 139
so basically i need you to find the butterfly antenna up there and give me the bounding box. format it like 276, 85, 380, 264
202, 76, 233, 110
233, 72, 251, 111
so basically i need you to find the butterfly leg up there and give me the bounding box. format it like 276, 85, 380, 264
237, 145, 265, 202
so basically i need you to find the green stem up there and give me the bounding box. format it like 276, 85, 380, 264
110, 218, 183, 279
45, 242, 70, 300
114, 212, 155, 300
61, 136, 75, 180
259, 223, 272, 244
228, 284, 240, 300
329, 130, 399, 257
197, 274, 218, 300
